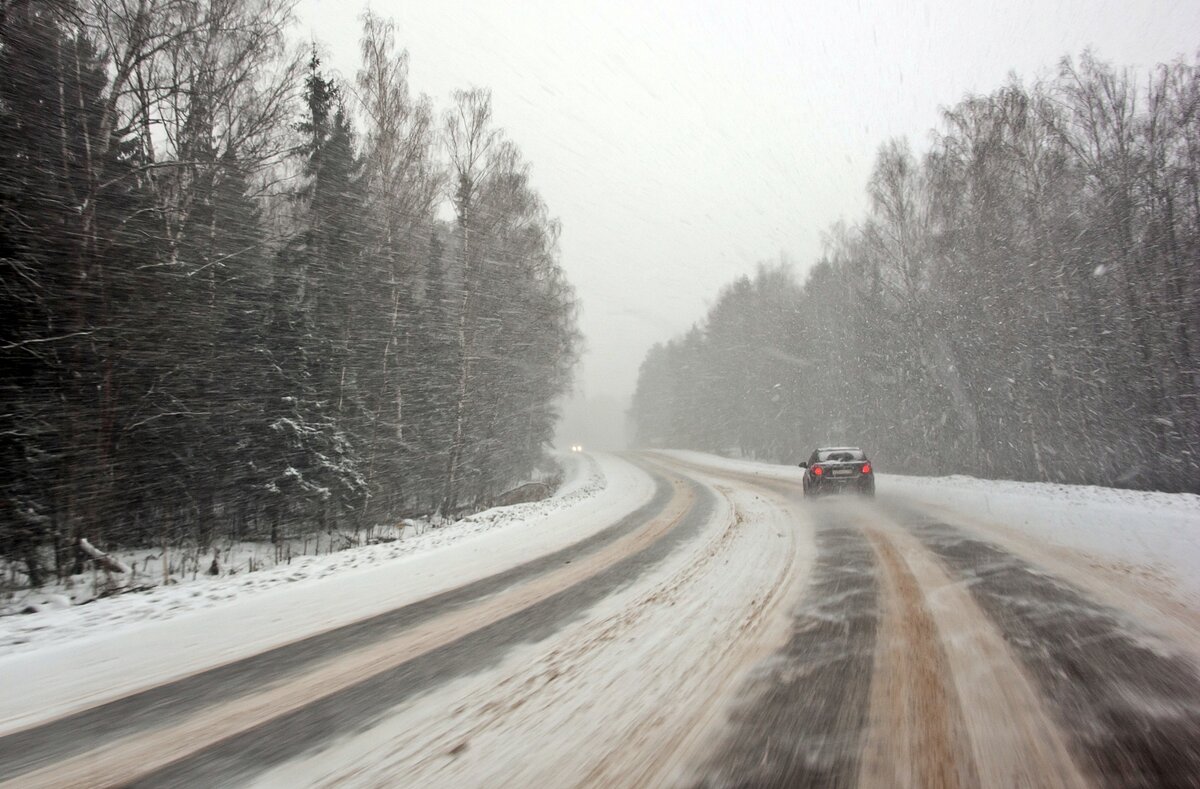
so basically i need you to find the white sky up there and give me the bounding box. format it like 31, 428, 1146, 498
295, 0, 1200, 405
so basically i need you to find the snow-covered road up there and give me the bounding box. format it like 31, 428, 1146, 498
2, 451, 1199, 787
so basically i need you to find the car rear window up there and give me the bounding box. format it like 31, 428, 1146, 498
818, 450, 865, 462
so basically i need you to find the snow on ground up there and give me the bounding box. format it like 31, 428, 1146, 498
663, 450, 1200, 605
250, 462, 812, 788
0, 453, 599, 648
0, 452, 657, 733
884, 472, 1200, 605
3, 453, 601, 619
661, 450, 806, 483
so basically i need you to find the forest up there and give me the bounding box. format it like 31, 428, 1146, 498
631, 51, 1199, 494
0, 0, 580, 586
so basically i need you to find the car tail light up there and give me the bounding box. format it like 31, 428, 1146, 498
813, 466, 823, 476
861, 463, 872, 474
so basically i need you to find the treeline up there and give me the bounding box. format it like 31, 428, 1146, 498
0, 0, 579, 585
631, 51, 1199, 493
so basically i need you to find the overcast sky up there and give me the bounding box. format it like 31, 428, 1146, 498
295, 0, 1200, 406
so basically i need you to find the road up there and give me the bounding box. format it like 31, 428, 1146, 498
2, 452, 1199, 788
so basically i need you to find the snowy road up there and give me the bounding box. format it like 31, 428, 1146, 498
2, 452, 1200, 787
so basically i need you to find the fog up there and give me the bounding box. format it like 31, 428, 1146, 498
296, 0, 1200, 409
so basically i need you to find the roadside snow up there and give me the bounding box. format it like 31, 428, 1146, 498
0, 452, 659, 733
4, 453, 601, 618
883, 472, 1200, 605
660, 450, 806, 483
0, 453, 599, 649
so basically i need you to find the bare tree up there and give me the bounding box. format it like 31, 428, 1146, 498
440, 87, 499, 513
354, 10, 440, 521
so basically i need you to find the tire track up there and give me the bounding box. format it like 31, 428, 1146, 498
308, 477, 798, 788
858, 527, 978, 789
856, 509, 1089, 789
686, 504, 879, 789
607, 479, 812, 789
660, 455, 1092, 789
640, 455, 1200, 788
902, 513, 1200, 789
0, 459, 685, 785
114, 467, 716, 787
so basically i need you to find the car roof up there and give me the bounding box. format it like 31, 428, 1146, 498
816, 446, 862, 452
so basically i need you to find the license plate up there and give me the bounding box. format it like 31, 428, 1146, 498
832, 469, 852, 477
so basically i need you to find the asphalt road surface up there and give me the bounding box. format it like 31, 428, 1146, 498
2, 452, 1199, 788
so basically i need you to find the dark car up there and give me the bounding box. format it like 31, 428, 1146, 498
799, 447, 875, 497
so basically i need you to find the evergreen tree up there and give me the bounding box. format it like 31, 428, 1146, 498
262, 55, 367, 538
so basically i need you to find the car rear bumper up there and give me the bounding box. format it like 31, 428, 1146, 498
809, 478, 874, 494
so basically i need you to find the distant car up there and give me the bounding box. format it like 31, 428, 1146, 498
799, 447, 875, 497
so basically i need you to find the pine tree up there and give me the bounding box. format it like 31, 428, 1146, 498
261, 55, 367, 540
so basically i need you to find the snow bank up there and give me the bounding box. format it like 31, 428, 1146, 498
881, 472, 1200, 604
0, 451, 602, 659
658, 450, 806, 483
5, 452, 602, 620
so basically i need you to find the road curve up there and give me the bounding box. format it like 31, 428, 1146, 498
667, 454, 1200, 789
3, 451, 1200, 788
